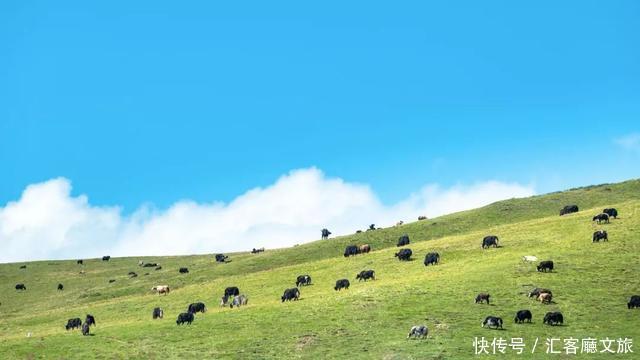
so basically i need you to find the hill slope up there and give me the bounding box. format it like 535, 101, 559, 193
1, 180, 639, 359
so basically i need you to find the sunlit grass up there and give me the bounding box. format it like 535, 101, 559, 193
1, 180, 639, 359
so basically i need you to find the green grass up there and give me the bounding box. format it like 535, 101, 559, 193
1, 179, 640, 359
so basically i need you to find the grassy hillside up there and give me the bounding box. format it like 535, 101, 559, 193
1, 180, 639, 359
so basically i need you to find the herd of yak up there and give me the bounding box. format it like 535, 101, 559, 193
10, 206, 640, 340
476, 206, 637, 332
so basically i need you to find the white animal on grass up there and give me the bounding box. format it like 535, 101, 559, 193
151, 285, 170, 295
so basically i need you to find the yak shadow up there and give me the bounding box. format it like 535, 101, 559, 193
281, 298, 305, 303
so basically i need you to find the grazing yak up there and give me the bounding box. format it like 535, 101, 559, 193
281, 288, 300, 302
225, 286, 240, 298
593, 213, 610, 224
334, 279, 350, 291
537, 293, 553, 304
543, 312, 564, 326
356, 270, 375, 281
188, 302, 206, 314
628, 295, 640, 309
102, 256, 110, 261
296, 275, 312, 287
475, 293, 491, 304
418, 215, 427, 221
359, 244, 371, 254
77, 259, 83, 265
424, 252, 440, 266
482, 235, 499, 249
407, 325, 428, 339
155, 266, 162, 271
152, 307, 164, 319
522, 255, 538, 262
85, 314, 96, 327
176, 312, 194, 325
152, 285, 170, 295
514, 310, 532, 323
19, 265, 26, 269
143, 262, 158, 267
57, 283, 64, 291
537, 261, 554, 272
560, 205, 579, 216
179, 267, 189, 274
215, 254, 229, 263
65, 318, 82, 330
108, 279, 116, 283
397, 234, 410, 247
603, 208, 618, 219
230, 294, 248, 308
82, 322, 90, 336
15, 283, 26, 291
251, 247, 265, 254
395, 248, 412, 261
482, 316, 503, 329
593, 230, 608, 242
220, 287, 241, 306
344, 245, 359, 257
321, 228, 332, 240
128, 272, 138, 278
528, 288, 552, 298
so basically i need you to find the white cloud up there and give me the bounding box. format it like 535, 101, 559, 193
0, 178, 122, 262
614, 133, 640, 153
0, 168, 535, 263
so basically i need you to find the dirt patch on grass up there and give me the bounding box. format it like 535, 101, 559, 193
295, 335, 316, 351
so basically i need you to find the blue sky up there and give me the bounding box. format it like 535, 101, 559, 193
1, 1, 640, 261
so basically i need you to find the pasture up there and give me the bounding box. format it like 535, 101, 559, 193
1, 180, 639, 359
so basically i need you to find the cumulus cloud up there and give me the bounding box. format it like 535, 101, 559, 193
614, 133, 640, 153
0, 178, 122, 262
0, 168, 535, 263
